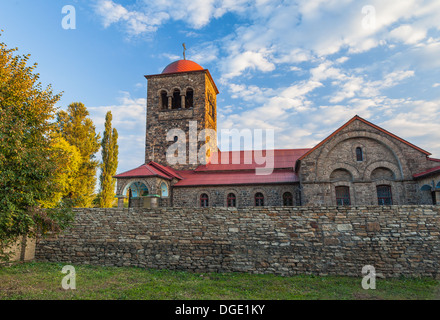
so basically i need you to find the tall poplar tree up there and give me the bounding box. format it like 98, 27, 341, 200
57, 103, 101, 207
99, 111, 119, 208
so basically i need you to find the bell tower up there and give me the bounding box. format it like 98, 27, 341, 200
144, 59, 219, 170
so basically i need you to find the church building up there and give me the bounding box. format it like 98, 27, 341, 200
114, 59, 440, 208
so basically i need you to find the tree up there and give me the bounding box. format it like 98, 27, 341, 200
57, 103, 101, 208
40, 132, 81, 208
0, 33, 74, 260
99, 111, 119, 208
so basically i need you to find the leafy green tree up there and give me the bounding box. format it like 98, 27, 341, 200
57, 103, 101, 208
99, 111, 119, 208
0, 33, 74, 260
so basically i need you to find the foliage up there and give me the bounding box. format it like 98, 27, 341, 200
0, 32, 74, 261
57, 102, 101, 208
39, 132, 81, 208
99, 111, 119, 208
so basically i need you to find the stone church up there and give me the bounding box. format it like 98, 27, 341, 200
114, 59, 440, 208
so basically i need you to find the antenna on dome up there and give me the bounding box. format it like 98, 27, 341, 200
182, 43, 187, 60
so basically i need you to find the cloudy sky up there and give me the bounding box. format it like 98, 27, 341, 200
1, 0, 439, 175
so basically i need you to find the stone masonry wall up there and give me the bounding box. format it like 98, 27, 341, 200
172, 184, 300, 207
35, 206, 440, 278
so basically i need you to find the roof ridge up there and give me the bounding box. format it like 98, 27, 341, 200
148, 161, 183, 179
298, 115, 431, 162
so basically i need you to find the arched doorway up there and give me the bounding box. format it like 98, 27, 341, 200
123, 182, 149, 208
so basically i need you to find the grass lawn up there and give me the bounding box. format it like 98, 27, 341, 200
0, 262, 439, 300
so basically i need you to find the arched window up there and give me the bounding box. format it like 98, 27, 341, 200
283, 192, 293, 206
160, 91, 168, 109
335, 186, 350, 206
356, 147, 363, 162
160, 183, 168, 197
172, 89, 181, 109
377, 185, 392, 205
200, 193, 209, 207
185, 88, 194, 108
255, 192, 264, 207
227, 193, 236, 207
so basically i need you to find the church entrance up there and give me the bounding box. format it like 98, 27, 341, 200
124, 182, 149, 208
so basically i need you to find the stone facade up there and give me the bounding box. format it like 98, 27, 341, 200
172, 184, 301, 208
35, 206, 440, 278
298, 118, 440, 206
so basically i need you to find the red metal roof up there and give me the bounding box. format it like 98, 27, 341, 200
298, 115, 431, 162
197, 149, 311, 172
114, 162, 173, 180
413, 165, 440, 179
148, 161, 183, 180
162, 60, 204, 74
174, 169, 299, 187
114, 149, 304, 186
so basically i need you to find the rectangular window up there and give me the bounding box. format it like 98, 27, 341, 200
356, 147, 363, 161
335, 186, 350, 206
377, 185, 393, 205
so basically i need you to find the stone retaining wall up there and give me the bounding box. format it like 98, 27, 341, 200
35, 206, 440, 278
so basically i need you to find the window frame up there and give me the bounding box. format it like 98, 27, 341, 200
335, 186, 351, 206
200, 193, 209, 208
377, 185, 393, 205
356, 147, 363, 162
255, 192, 264, 207
227, 193, 237, 207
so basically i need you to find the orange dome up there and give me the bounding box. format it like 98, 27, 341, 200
162, 60, 204, 74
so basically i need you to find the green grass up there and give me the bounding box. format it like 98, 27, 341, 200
0, 262, 438, 300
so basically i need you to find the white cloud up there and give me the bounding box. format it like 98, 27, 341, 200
95, 0, 169, 35
94, 0, 253, 35
222, 49, 276, 79
389, 25, 427, 44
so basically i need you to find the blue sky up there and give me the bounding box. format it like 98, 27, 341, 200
1, 0, 440, 175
